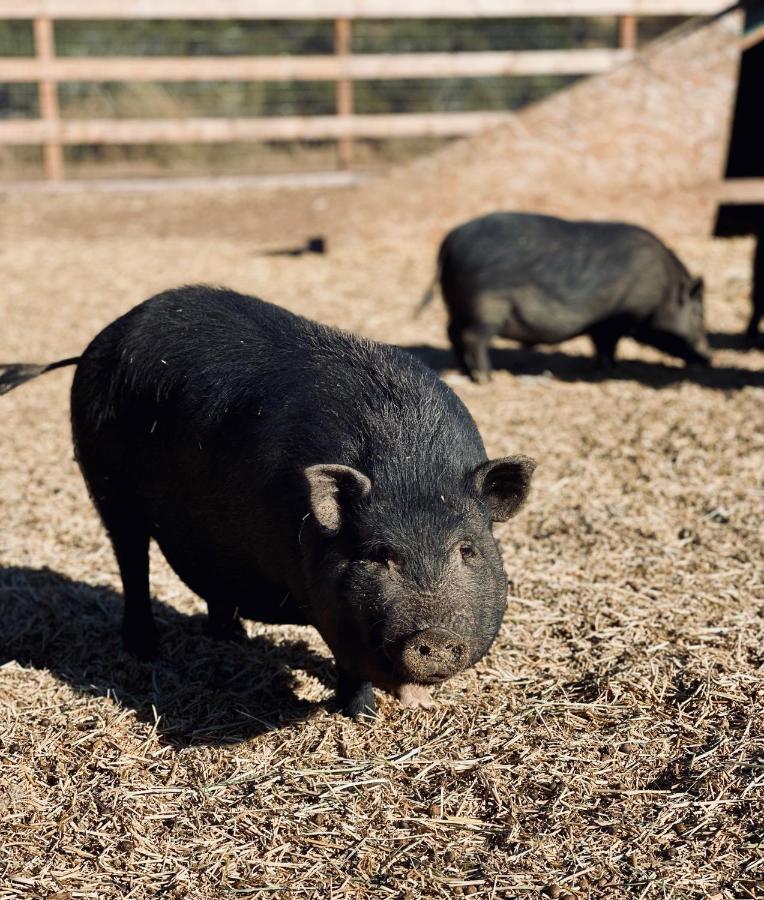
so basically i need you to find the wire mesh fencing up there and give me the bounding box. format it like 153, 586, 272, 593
0, 15, 690, 181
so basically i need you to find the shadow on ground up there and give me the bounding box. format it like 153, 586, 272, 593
0, 565, 335, 746
708, 330, 763, 351
402, 342, 764, 390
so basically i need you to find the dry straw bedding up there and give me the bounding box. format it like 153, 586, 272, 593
0, 189, 762, 899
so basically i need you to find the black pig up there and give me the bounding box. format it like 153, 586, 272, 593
0, 286, 536, 718
419, 212, 711, 382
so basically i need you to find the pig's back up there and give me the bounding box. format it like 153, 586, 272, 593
442, 213, 673, 340
71, 285, 485, 539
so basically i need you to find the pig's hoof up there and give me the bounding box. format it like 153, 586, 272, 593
396, 683, 435, 709
470, 370, 491, 385
337, 677, 377, 719
204, 616, 247, 643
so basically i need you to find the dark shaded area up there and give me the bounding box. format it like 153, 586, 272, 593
712, 216, 762, 344
714, 205, 764, 238
707, 330, 758, 351
401, 343, 764, 390
0, 565, 335, 746
724, 16, 764, 180
715, 11, 764, 238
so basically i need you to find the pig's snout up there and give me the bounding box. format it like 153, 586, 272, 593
399, 628, 468, 682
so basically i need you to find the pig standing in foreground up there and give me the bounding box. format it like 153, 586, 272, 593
0, 286, 536, 718
419, 212, 711, 382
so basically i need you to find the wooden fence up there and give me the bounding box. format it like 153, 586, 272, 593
0, 0, 733, 180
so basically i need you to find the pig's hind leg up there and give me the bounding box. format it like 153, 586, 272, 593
448, 320, 495, 383
100, 503, 158, 660
588, 320, 623, 369
204, 601, 247, 643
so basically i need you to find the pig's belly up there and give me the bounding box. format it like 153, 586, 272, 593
152, 528, 309, 626
498, 288, 594, 344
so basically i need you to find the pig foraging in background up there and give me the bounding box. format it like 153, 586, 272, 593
0, 286, 536, 718
419, 212, 711, 382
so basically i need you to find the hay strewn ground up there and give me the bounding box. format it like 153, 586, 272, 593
0, 186, 763, 899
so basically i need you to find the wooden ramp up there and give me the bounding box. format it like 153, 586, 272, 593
324, 8, 748, 246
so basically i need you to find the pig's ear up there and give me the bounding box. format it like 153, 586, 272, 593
305, 464, 372, 535
472, 455, 536, 522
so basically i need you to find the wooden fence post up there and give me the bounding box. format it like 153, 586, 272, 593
618, 14, 637, 50
334, 17, 353, 170
33, 16, 63, 181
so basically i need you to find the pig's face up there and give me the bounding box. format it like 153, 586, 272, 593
637, 275, 710, 365
302, 457, 535, 689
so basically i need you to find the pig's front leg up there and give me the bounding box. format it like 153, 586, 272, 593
336, 669, 377, 719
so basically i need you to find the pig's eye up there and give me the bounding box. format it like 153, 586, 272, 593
368, 546, 399, 567
459, 543, 477, 562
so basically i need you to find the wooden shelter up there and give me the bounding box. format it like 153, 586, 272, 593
715, 2, 764, 236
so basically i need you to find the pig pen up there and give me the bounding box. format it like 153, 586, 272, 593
0, 182, 762, 900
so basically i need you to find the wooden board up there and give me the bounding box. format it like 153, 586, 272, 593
0, 49, 633, 83
717, 179, 764, 204
0, 0, 732, 20
0, 111, 514, 144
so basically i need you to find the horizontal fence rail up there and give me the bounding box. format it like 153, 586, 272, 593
717, 178, 764, 204
0, 112, 515, 144
0, 0, 735, 181
0, 1, 733, 19
0, 49, 634, 82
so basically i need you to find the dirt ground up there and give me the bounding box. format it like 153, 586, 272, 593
0, 184, 762, 899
